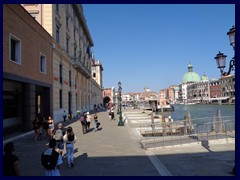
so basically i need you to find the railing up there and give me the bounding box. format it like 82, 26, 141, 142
139, 116, 235, 149
71, 56, 91, 78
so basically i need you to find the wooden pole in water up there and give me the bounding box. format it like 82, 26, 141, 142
217, 109, 223, 131
151, 111, 155, 132
184, 115, 187, 135
211, 115, 216, 131
186, 111, 192, 133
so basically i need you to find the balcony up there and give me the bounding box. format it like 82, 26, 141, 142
71, 56, 91, 79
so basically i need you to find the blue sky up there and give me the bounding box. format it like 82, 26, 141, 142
83, 4, 235, 93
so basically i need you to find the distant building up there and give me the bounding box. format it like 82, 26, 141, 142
103, 87, 116, 106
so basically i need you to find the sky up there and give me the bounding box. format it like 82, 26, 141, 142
82, 4, 235, 93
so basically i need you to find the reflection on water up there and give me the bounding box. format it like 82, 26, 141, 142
156, 104, 235, 121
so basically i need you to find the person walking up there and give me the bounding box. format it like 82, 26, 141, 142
93, 112, 99, 132
62, 111, 67, 122
32, 116, 41, 141
86, 112, 91, 130
111, 107, 115, 120
41, 139, 63, 176
3, 142, 20, 176
63, 126, 77, 168
53, 123, 65, 156
79, 112, 87, 134
47, 116, 54, 138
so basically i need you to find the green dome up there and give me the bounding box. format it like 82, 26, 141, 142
182, 63, 201, 84
201, 74, 209, 81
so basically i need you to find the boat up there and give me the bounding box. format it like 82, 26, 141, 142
156, 104, 174, 112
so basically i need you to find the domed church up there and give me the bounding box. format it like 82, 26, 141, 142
182, 63, 201, 84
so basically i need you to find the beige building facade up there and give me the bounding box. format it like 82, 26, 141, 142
22, 4, 96, 122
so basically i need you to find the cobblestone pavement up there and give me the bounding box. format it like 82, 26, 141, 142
3, 109, 235, 176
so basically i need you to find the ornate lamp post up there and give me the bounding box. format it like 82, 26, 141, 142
118, 81, 124, 126
214, 26, 235, 76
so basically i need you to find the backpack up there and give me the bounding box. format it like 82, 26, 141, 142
54, 129, 63, 141
67, 132, 74, 141
80, 116, 87, 125
41, 149, 59, 170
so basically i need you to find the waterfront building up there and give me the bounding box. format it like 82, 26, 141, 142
103, 87, 116, 107
22, 4, 95, 121
187, 78, 209, 104
159, 89, 168, 101
3, 5, 53, 134
219, 75, 235, 104
173, 86, 179, 103
209, 79, 221, 98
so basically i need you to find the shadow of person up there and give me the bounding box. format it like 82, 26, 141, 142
97, 127, 103, 131
81, 152, 88, 159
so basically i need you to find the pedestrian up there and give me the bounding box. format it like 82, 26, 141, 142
63, 126, 77, 168
53, 123, 65, 156
63, 111, 67, 122
3, 142, 20, 176
41, 139, 62, 176
79, 112, 87, 134
93, 112, 99, 132
86, 112, 91, 130
111, 107, 115, 120
42, 117, 49, 139
32, 116, 41, 141
47, 116, 54, 138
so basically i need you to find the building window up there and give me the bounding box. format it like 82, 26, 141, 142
66, 37, 69, 54
93, 73, 96, 78
56, 25, 60, 44
40, 54, 46, 74
69, 71, 71, 87
56, 4, 59, 13
66, 15, 69, 29
59, 89, 62, 108
74, 28, 76, 41
9, 34, 21, 64
59, 64, 63, 84
74, 47, 77, 57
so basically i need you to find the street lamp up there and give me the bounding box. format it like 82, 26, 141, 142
214, 26, 235, 76
118, 81, 124, 126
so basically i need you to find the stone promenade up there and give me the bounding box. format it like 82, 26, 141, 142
3, 109, 235, 176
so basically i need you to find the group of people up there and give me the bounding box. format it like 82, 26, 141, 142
79, 111, 101, 134
42, 124, 77, 176
32, 115, 55, 141
5, 109, 103, 176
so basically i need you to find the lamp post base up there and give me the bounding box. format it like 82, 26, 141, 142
118, 121, 124, 126
118, 117, 124, 126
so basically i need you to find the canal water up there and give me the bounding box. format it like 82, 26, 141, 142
156, 104, 235, 121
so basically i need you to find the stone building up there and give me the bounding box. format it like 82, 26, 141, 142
3, 4, 53, 134
22, 4, 96, 121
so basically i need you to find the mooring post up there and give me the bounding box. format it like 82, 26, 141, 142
217, 109, 223, 131
151, 111, 155, 132
211, 115, 216, 131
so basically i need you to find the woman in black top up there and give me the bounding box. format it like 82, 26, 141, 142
3, 142, 20, 176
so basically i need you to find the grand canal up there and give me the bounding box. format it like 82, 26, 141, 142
157, 104, 235, 121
